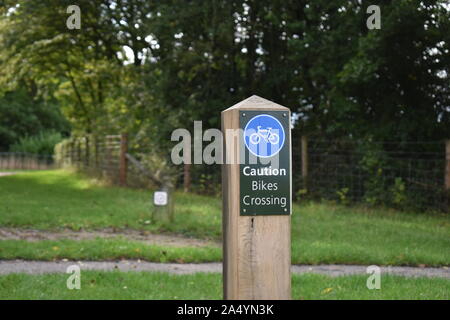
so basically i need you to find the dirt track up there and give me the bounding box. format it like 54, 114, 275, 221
0, 227, 220, 248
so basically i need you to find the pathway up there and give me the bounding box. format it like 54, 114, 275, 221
0, 260, 448, 278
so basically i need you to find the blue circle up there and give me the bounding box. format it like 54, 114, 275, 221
244, 114, 285, 158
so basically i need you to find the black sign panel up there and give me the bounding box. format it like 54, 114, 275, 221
239, 110, 291, 215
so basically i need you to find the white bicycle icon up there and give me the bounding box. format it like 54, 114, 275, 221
249, 126, 280, 145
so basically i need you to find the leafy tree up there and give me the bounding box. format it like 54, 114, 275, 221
1, 0, 448, 147
0, 88, 69, 151
10, 130, 63, 155
337, 0, 450, 141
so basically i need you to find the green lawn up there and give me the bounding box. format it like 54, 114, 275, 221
0, 271, 448, 300
0, 170, 449, 266
0, 238, 221, 263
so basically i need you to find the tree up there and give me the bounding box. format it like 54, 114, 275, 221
1, 0, 448, 147
0, 88, 69, 151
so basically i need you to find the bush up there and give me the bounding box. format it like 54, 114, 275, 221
0, 89, 70, 151
10, 131, 63, 155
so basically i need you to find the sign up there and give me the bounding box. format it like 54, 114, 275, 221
243, 114, 285, 158
154, 191, 168, 206
222, 95, 292, 300
240, 110, 291, 216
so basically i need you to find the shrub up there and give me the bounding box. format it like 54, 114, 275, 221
10, 131, 63, 155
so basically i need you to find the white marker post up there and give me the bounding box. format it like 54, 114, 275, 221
221, 95, 292, 300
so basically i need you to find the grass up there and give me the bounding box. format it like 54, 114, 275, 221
0, 170, 449, 266
291, 203, 450, 266
0, 238, 221, 263
0, 170, 155, 231
0, 271, 448, 300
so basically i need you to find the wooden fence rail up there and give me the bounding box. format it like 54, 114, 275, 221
55, 134, 129, 185
0, 152, 54, 170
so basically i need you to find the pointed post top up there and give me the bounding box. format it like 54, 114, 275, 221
223, 95, 289, 113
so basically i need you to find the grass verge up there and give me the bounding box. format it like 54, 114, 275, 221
0, 238, 221, 263
0, 271, 448, 300
0, 170, 449, 266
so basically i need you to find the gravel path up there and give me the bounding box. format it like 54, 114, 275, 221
0, 260, 448, 278
0, 172, 18, 177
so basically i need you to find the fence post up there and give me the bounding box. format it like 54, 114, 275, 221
301, 135, 308, 190
107, 136, 112, 179
94, 136, 99, 170
68, 140, 72, 166
152, 184, 175, 223
60, 143, 64, 168
183, 163, 191, 192
446, 140, 450, 210
76, 137, 81, 168
221, 95, 292, 300
85, 136, 90, 168
119, 133, 128, 186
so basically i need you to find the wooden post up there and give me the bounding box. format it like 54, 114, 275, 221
446, 140, 450, 210
152, 185, 175, 223
119, 133, 128, 186
60, 143, 64, 168
70, 140, 74, 166
77, 138, 81, 168
94, 136, 99, 170
183, 163, 191, 192
221, 95, 291, 300
301, 135, 308, 189
69, 140, 73, 166
85, 136, 90, 168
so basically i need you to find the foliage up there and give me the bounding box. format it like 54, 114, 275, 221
0, 1, 449, 207
10, 130, 63, 155
1, 1, 448, 142
0, 89, 69, 151
390, 177, 407, 208
359, 142, 388, 206
336, 187, 350, 205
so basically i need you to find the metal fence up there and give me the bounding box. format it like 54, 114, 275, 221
55, 133, 450, 212
0, 152, 55, 170
292, 138, 449, 212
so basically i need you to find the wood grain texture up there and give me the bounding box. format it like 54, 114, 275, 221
222, 95, 291, 300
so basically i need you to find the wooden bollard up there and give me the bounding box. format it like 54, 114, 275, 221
152, 186, 174, 223
221, 95, 292, 300
119, 133, 128, 186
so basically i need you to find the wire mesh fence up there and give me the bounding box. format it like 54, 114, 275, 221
55, 133, 450, 212
292, 137, 449, 212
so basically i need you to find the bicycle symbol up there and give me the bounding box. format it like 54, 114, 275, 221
249, 126, 280, 145
243, 113, 285, 158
